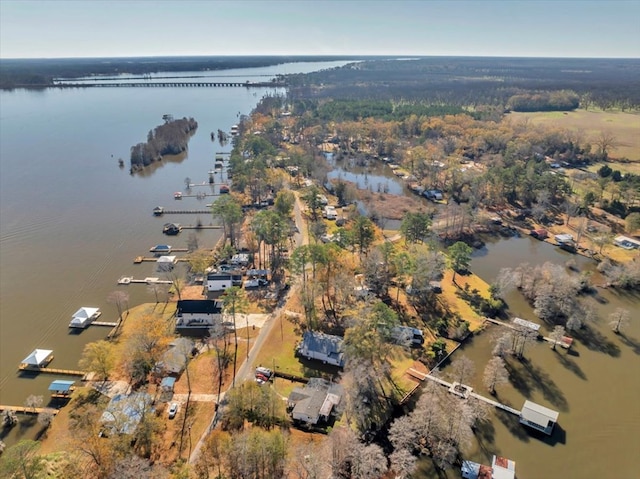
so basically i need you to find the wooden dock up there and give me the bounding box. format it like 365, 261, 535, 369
485, 318, 572, 349
149, 247, 189, 253
92, 321, 119, 327
134, 256, 190, 264
0, 405, 59, 415
155, 209, 213, 214
18, 364, 87, 378
421, 374, 521, 416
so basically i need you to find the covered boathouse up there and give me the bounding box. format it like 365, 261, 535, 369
520, 400, 559, 435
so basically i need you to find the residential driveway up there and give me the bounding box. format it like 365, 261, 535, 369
171, 393, 217, 403
222, 313, 269, 329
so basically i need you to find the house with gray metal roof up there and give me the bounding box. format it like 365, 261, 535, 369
297, 331, 345, 367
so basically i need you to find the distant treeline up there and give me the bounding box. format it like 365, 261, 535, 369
506, 90, 580, 112
286, 57, 640, 111
315, 99, 467, 121
0, 55, 370, 89
130, 116, 198, 171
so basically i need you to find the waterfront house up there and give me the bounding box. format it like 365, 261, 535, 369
155, 337, 195, 374
461, 455, 516, 479
391, 326, 425, 347
520, 400, 559, 435
287, 378, 343, 426
614, 235, 640, 250
100, 392, 153, 436
297, 331, 345, 367
69, 307, 101, 328
176, 299, 222, 332
21, 349, 54, 368
206, 273, 235, 292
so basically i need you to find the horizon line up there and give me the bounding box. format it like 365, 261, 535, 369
2, 54, 639, 61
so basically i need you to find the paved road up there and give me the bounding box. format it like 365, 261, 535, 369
189, 193, 309, 465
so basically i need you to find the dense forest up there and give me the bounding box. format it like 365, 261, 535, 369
129, 116, 198, 171
286, 57, 640, 111
0, 55, 371, 89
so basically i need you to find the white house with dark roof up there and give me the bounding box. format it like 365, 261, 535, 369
175, 299, 222, 332
520, 400, 559, 435
297, 331, 345, 367
287, 378, 343, 425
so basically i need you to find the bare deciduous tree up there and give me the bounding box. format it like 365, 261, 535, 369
37, 409, 55, 429
549, 325, 566, 350
450, 355, 476, 385
609, 308, 630, 334
24, 394, 43, 412
389, 447, 417, 479
483, 357, 509, 394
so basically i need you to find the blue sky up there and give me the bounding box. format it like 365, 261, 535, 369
1, 0, 638, 58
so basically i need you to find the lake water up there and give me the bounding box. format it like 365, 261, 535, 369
415, 235, 640, 478
1, 60, 639, 476
0, 60, 349, 443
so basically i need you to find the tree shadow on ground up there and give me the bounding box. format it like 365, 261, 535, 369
553, 349, 587, 380
473, 418, 496, 454
573, 324, 620, 357
506, 357, 568, 412
618, 333, 640, 355
520, 358, 569, 412
495, 410, 530, 442
504, 358, 533, 398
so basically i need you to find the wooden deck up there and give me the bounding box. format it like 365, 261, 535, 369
0, 405, 59, 415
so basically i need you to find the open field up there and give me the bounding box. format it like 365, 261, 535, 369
507, 109, 640, 165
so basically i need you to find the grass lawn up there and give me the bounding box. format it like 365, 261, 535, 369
507, 109, 640, 164
440, 269, 490, 332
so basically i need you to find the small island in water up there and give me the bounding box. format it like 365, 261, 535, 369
129, 115, 198, 172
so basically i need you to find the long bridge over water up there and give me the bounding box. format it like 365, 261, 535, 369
50, 81, 287, 89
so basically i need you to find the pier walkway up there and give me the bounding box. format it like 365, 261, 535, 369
0, 405, 59, 415
92, 321, 119, 327
18, 365, 87, 378
156, 209, 212, 215
484, 318, 572, 349
418, 372, 521, 416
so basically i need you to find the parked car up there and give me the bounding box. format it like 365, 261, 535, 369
168, 402, 178, 419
